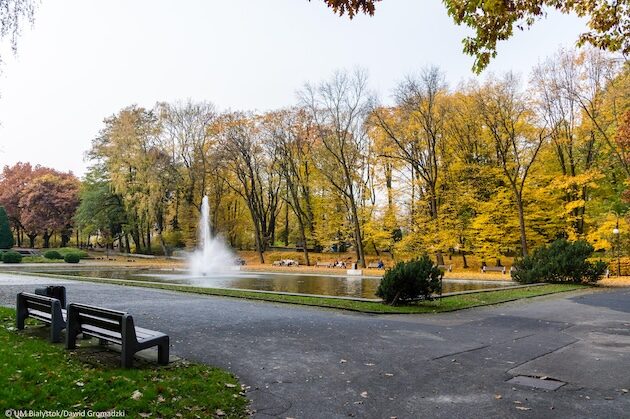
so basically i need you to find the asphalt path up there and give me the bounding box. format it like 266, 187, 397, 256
1, 273, 629, 418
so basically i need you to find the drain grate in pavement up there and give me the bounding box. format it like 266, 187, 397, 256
507, 376, 566, 391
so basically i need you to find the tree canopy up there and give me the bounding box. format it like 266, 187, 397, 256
320, 0, 630, 72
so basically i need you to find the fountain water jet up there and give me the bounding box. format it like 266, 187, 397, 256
189, 196, 237, 277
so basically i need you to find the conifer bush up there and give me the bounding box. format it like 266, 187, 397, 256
511, 239, 607, 284
0, 207, 14, 249
376, 255, 443, 305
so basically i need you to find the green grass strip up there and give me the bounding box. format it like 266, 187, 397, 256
7, 271, 585, 314
0, 307, 248, 418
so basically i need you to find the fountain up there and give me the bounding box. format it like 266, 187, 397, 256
188, 195, 237, 277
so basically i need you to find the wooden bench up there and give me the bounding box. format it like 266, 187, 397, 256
66, 303, 169, 368
367, 262, 386, 269
316, 261, 333, 268
16, 292, 67, 343
437, 264, 453, 272
481, 266, 506, 274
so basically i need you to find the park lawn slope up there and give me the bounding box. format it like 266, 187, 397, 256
0, 307, 248, 418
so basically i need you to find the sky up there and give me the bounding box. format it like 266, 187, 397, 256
0, 0, 588, 177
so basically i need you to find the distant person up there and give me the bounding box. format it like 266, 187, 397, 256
377, 260, 384, 269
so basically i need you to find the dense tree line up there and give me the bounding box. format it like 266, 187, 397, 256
0, 48, 628, 267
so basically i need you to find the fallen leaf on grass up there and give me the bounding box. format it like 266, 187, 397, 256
131, 390, 143, 400
138, 413, 151, 418
225, 383, 237, 388
215, 409, 225, 416
75, 381, 84, 387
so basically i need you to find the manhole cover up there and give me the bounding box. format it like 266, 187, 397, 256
507, 376, 566, 391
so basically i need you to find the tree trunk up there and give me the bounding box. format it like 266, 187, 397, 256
284, 187, 290, 247
42, 231, 52, 248
297, 218, 310, 266
462, 252, 468, 269
146, 222, 151, 254
61, 233, 70, 247
349, 200, 365, 268
515, 192, 528, 257
27, 233, 37, 248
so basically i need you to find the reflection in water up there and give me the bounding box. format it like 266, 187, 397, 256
29, 268, 517, 299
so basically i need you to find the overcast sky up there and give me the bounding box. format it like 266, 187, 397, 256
0, 0, 587, 177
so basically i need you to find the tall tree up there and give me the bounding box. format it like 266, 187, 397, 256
216, 113, 282, 263
74, 164, 127, 251
371, 67, 449, 263
475, 73, 548, 257
531, 48, 607, 238
264, 108, 318, 265
300, 69, 372, 267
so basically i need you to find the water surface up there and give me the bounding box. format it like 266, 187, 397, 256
27, 267, 517, 299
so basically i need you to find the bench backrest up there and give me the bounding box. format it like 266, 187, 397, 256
68, 303, 136, 342
19, 292, 60, 314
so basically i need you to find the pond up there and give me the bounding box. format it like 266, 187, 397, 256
27, 267, 518, 299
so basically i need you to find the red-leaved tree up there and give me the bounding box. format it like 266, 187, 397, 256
0, 163, 54, 246
19, 172, 80, 248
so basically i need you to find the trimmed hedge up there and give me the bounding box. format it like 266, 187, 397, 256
2, 251, 22, 264
63, 253, 81, 264
44, 250, 63, 260
58, 248, 88, 259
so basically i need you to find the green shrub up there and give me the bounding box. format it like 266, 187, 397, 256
2, 251, 22, 264
58, 248, 88, 259
0, 206, 14, 249
44, 250, 63, 260
512, 239, 607, 284
63, 253, 81, 264
376, 255, 443, 305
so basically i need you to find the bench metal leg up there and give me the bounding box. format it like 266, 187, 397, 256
16, 294, 27, 331
121, 345, 134, 368
157, 338, 169, 365
51, 323, 63, 343
65, 306, 80, 350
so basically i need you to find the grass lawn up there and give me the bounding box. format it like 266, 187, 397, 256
8, 271, 586, 314
0, 307, 249, 418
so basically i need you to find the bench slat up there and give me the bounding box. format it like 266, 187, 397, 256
70, 303, 127, 320
77, 313, 121, 332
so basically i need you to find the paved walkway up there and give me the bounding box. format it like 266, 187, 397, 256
1, 273, 629, 418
